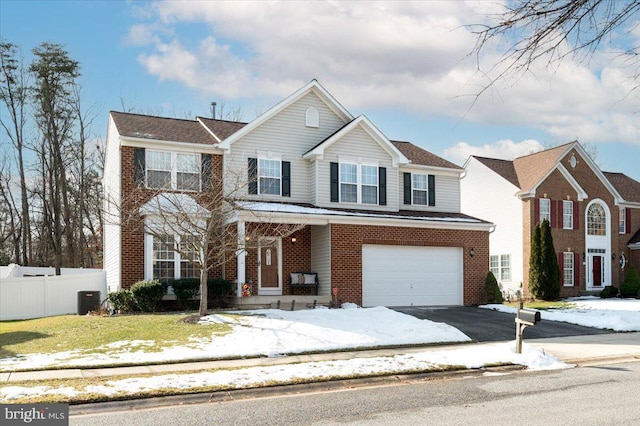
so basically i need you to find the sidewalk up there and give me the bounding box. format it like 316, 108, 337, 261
2, 332, 638, 383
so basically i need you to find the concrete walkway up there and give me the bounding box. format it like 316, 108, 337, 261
2, 332, 638, 383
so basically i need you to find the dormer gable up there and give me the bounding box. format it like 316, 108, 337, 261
218, 79, 353, 150
302, 115, 409, 167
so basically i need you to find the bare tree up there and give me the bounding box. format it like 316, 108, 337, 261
471, 1, 640, 97
110, 162, 303, 316
0, 40, 31, 264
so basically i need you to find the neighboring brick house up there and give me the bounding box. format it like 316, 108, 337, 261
104, 80, 492, 307
461, 141, 640, 299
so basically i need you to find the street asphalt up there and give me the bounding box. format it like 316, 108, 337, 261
393, 306, 614, 342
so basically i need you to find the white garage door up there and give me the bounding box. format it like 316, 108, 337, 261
362, 245, 463, 307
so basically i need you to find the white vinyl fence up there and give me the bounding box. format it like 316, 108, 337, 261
0, 270, 106, 321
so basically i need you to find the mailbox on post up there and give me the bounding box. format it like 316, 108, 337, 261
515, 303, 541, 354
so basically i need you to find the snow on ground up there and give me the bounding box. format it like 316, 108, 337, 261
1, 307, 470, 372
0, 342, 567, 402
480, 297, 640, 332
11, 299, 637, 402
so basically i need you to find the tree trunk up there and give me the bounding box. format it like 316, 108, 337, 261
199, 261, 208, 316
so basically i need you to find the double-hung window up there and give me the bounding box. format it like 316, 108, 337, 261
259, 158, 281, 195
412, 174, 428, 205
563, 200, 573, 229
339, 163, 358, 203
619, 208, 626, 234
361, 165, 378, 204
490, 254, 511, 282
490, 255, 499, 279
146, 150, 200, 191
151, 234, 200, 282
539, 198, 551, 223
339, 163, 378, 205
563, 252, 574, 286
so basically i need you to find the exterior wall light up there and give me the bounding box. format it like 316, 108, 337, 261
469, 248, 475, 257
291, 237, 297, 244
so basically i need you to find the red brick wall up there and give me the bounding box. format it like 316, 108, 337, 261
330, 224, 489, 306
119, 146, 224, 289
522, 148, 633, 297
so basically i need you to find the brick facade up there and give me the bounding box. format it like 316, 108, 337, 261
521, 148, 638, 297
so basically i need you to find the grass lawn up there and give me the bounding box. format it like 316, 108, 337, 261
0, 313, 232, 358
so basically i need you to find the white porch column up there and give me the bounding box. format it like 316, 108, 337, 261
236, 220, 246, 296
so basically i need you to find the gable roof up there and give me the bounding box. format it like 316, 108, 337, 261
472, 156, 520, 187
391, 141, 462, 170
218, 79, 353, 150
303, 115, 409, 166
110, 111, 218, 145
197, 117, 247, 142
512, 142, 573, 192
603, 172, 640, 204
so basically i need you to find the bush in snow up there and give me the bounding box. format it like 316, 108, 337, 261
131, 280, 167, 312
599, 286, 618, 299
620, 264, 640, 298
484, 271, 504, 304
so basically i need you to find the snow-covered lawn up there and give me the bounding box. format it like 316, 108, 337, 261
480, 297, 640, 332
1, 305, 569, 402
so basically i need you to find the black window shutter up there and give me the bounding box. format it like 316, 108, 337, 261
330, 162, 339, 202
201, 154, 212, 192
248, 157, 258, 195
134, 148, 145, 187
403, 172, 411, 205
428, 174, 436, 206
282, 161, 291, 197
378, 167, 386, 206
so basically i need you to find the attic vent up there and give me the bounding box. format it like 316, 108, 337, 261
305, 107, 319, 128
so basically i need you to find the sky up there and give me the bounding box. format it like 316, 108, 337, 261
1, 0, 638, 181
2, 298, 640, 401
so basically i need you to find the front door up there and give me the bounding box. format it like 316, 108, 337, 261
259, 238, 281, 295
592, 256, 602, 287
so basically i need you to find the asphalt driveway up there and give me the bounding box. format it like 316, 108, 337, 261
393, 306, 614, 342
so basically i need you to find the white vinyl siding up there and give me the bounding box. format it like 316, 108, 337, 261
311, 225, 331, 295
104, 116, 122, 292
317, 126, 397, 211
400, 169, 460, 213
224, 92, 347, 204
461, 157, 523, 297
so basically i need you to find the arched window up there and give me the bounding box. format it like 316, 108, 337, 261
305, 107, 319, 128
587, 203, 606, 235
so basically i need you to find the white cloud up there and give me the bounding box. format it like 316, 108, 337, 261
128, 0, 640, 146
444, 139, 544, 164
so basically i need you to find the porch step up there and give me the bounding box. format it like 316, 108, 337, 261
579, 290, 602, 297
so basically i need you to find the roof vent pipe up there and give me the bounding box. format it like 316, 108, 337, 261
210, 102, 217, 119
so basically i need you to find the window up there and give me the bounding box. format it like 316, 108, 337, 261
153, 235, 175, 282
500, 254, 511, 281
361, 165, 378, 204
146, 150, 200, 191
563, 252, 574, 286
339, 163, 358, 203
412, 174, 428, 205
587, 203, 606, 236
490, 254, 511, 281
152, 234, 200, 282
258, 158, 281, 195
540, 198, 551, 223
619, 208, 626, 234
563, 200, 573, 229
490, 255, 499, 279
